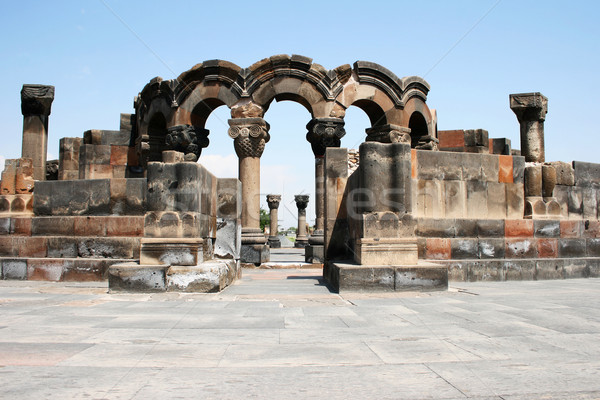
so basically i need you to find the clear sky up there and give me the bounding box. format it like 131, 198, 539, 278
1, 0, 599, 229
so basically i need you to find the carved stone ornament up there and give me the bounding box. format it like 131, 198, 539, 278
365, 124, 411, 144
294, 194, 309, 211
306, 118, 346, 157
228, 118, 270, 158
266, 194, 281, 210
415, 135, 439, 151
21, 84, 55, 116
510, 92, 548, 122
165, 125, 209, 162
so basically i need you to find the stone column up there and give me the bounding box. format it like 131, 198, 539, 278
509, 92, 548, 163
21, 85, 55, 181
228, 117, 271, 264
294, 195, 309, 248
305, 118, 345, 261
266, 194, 281, 248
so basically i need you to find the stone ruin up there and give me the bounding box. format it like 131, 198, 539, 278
1, 55, 599, 293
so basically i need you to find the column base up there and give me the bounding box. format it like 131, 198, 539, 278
140, 238, 203, 266
268, 236, 281, 248
305, 245, 324, 263
295, 237, 309, 248
354, 237, 418, 266
240, 244, 270, 265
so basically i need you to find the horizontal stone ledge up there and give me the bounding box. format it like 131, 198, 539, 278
0, 257, 133, 281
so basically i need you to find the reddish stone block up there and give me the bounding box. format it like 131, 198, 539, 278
27, 259, 66, 281
498, 155, 513, 183
106, 216, 144, 237
438, 130, 465, 149
560, 220, 583, 238
87, 164, 113, 179
74, 216, 107, 236
583, 220, 600, 238
62, 261, 105, 281
537, 238, 558, 258
110, 146, 129, 166
127, 146, 140, 166
18, 237, 48, 257
505, 219, 534, 237
0, 236, 17, 256
11, 217, 32, 236
426, 238, 451, 260
488, 139, 494, 154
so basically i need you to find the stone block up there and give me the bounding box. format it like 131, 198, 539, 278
505, 219, 534, 237
166, 263, 229, 293
215, 218, 240, 260
416, 218, 455, 238
217, 179, 242, 219
548, 161, 575, 186
454, 219, 478, 237
537, 238, 558, 258
27, 259, 68, 281
446, 262, 468, 281
74, 216, 106, 236
512, 156, 525, 184
535, 260, 564, 280
589, 259, 600, 278
0, 218, 10, 235
16, 237, 47, 257
464, 129, 488, 148
79, 144, 111, 166
478, 238, 505, 259
106, 216, 144, 237
443, 181, 465, 217
551, 186, 569, 218
47, 237, 78, 258
582, 187, 598, 219
504, 260, 536, 281
354, 238, 418, 265
416, 180, 443, 217
140, 238, 202, 266
2, 259, 27, 280
491, 138, 511, 155
573, 161, 600, 187
583, 220, 600, 238
558, 239, 586, 258
505, 238, 537, 258
416, 151, 462, 180
33, 180, 112, 216
62, 259, 111, 281
505, 183, 525, 219
425, 238, 451, 260
498, 155, 513, 183
305, 245, 324, 264
78, 237, 138, 259
32, 217, 75, 236
451, 238, 478, 259
108, 263, 167, 292
0, 160, 17, 195
567, 187, 583, 217
110, 178, 146, 215
560, 220, 583, 238
534, 220, 560, 238
586, 239, 600, 257
487, 182, 506, 218
466, 181, 488, 218
477, 219, 504, 237
468, 261, 504, 282
394, 264, 448, 292
333, 264, 395, 292
563, 260, 590, 279
0, 237, 17, 257
11, 217, 32, 236
110, 146, 129, 166
463, 153, 498, 182
240, 244, 270, 265
357, 212, 401, 238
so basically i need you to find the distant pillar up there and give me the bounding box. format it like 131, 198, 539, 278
294, 195, 309, 248
229, 117, 271, 264
305, 118, 345, 262
510, 92, 548, 163
21, 85, 55, 181
266, 194, 281, 248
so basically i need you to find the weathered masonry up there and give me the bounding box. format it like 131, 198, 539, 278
1, 55, 599, 292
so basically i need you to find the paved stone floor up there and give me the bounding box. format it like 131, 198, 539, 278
0, 270, 599, 399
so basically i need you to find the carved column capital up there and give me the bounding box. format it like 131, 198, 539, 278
21, 84, 55, 116
166, 124, 209, 162
228, 118, 270, 158
266, 194, 281, 210
294, 194, 309, 212
510, 92, 548, 122
306, 118, 346, 157
365, 124, 411, 144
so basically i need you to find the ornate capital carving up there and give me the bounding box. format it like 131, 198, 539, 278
306, 118, 346, 157
228, 118, 270, 158
266, 194, 281, 210
365, 124, 411, 144
166, 125, 209, 162
21, 84, 55, 116
294, 194, 309, 211
510, 92, 548, 122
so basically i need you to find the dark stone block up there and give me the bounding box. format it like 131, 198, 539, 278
563, 260, 590, 279
108, 264, 167, 292
468, 260, 504, 282
446, 261, 468, 281
573, 161, 600, 187
587, 239, 600, 257
395, 265, 448, 292
478, 238, 505, 259
305, 245, 324, 263
454, 219, 478, 237
512, 156, 525, 184
558, 239, 587, 258
567, 187, 583, 216
491, 138, 511, 155
416, 218, 455, 238
47, 237, 78, 258
2, 259, 27, 280
451, 238, 478, 259
504, 260, 536, 280
0, 218, 11, 235
477, 219, 505, 237
31, 217, 75, 236
416, 151, 462, 180
534, 220, 560, 238
589, 259, 600, 278
79, 144, 112, 165
240, 244, 270, 265
78, 238, 138, 259
535, 260, 564, 280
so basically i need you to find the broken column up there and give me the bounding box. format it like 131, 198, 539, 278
266, 194, 281, 248
294, 195, 309, 248
510, 92, 548, 163
228, 117, 270, 264
21, 85, 55, 181
305, 118, 345, 262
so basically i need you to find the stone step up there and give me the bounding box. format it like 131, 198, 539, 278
0, 257, 133, 281
0, 236, 141, 259
0, 215, 145, 237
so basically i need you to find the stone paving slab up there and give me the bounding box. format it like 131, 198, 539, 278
0, 271, 599, 399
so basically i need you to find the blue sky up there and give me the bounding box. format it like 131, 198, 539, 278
1, 0, 599, 228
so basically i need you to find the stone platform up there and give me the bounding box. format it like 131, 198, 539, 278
326, 261, 448, 293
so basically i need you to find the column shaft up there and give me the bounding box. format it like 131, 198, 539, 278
22, 115, 49, 181
239, 156, 261, 230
